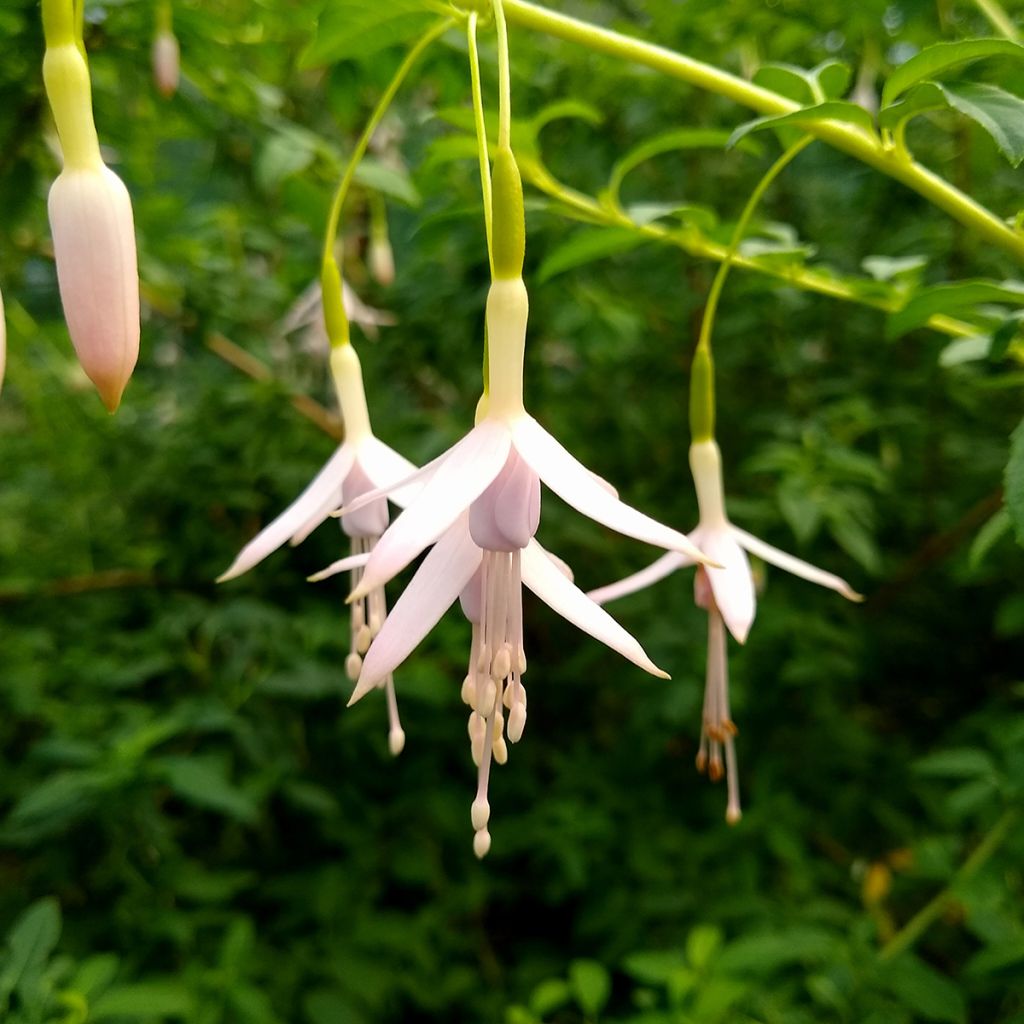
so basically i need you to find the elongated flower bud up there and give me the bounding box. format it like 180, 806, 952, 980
43, 25, 140, 412
48, 165, 140, 411
152, 29, 180, 99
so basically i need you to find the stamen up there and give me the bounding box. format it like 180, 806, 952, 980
697, 601, 742, 822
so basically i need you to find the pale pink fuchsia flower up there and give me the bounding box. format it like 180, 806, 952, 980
218, 343, 419, 755
43, 36, 140, 412
152, 29, 180, 99
589, 438, 861, 823
48, 167, 140, 411
329, 270, 711, 855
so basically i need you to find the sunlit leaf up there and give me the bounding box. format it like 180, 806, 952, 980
728, 101, 875, 149
887, 279, 1024, 338
301, 1, 435, 67
881, 38, 1024, 107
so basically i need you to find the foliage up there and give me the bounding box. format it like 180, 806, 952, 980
1, 0, 1023, 1022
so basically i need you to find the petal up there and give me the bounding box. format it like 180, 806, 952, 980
358, 437, 424, 508
586, 551, 691, 605
521, 541, 669, 678
352, 520, 482, 698
512, 416, 711, 565
332, 447, 447, 521
731, 526, 863, 602
702, 529, 756, 645
307, 551, 371, 583
350, 422, 512, 600
216, 443, 356, 582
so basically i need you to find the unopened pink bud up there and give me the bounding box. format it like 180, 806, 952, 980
48, 165, 140, 412
152, 30, 180, 99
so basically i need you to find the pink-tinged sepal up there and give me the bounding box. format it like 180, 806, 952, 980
48, 165, 140, 412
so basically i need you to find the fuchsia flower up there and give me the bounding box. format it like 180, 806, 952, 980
49, 167, 140, 411
322, 150, 713, 854
43, 28, 140, 412
218, 343, 419, 755
590, 437, 861, 822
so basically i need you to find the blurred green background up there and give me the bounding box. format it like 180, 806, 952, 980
1, 0, 1023, 1021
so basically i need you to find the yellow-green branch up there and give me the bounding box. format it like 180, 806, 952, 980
479, 0, 1024, 263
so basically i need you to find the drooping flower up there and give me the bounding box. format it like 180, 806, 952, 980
329, 147, 712, 854
589, 434, 861, 822
43, 6, 140, 412
218, 342, 419, 755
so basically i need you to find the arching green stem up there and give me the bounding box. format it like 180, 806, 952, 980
690, 136, 813, 442
319, 17, 452, 347
467, 11, 494, 275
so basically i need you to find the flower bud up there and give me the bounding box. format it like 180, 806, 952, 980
48, 165, 140, 411
369, 234, 395, 287
152, 30, 180, 99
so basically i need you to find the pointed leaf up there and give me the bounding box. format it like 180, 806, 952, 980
881, 38, 1024, 108
887, 279, 1024, 338
301, 1, 435, 67
1006, 417, 1024, 545
537, 227, 647, 282
728, 101, 875, 149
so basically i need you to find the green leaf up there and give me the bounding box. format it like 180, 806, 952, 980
754, 60, 852, 103
861, 254, 928, 283
717, 927, 837, 974
878, 954, 967, 1023
256, 133, 317, 193
1006, 417, 1024, 545
939, 334, 992, 367
913, 748, 997, 778
91, 980, 193, 1020
887, 280, 1024, 338
605, 128, 757, 206
622, 950, 687, 985
529, 978, 571, 1017
0, 898, 61, 1005
965, 938, 1024, 976
883, 81, 1024, 166
537, 227, 647, 282
881, 38, 1024, 108
968, 507, 1012, 568
685, 925, 723, 971
301, 1, 435, 68
728, 101, 876, 149
353, 158, 420, 206
569, 960, 611, 1018
7, 770, 108, 829
158, 757, 259, 825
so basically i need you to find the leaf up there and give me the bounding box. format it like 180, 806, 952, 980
537, 228, 647, 282
878, 954, 967, 1023
622, 950, 687, 984
158, 757, 259, 825
939, 334, 992, 367
605, 128, 757, 206
1006, 417, 1024, 545
968, 506, 1012, 568
882, 81, 1024, 166
0, 898, 61, 1005
91, 980, 193, 1020
300, 1, 435, 68
754, 60, 852, 103
529, 978, 571, 1017
569, 960, 611, 1018
881, 38, 1024, 108
7, 770, 108, 829
912, 748, 997, 778
716, 927, 837, 974
728, 101, 876, 149
965, 938, 1024, 976
887, 280, 1024, 338
685, 925, 723, 970
353, 159, 421, 206
861, 254, 928, 283
256, 133, 317, 193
